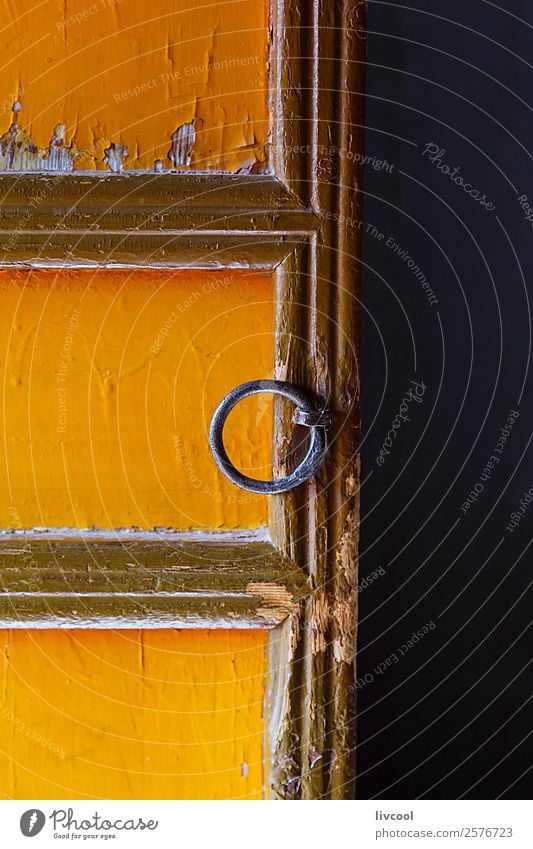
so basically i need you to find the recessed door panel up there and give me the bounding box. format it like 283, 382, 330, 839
0, 268, 273, 529
0, 0, 269, 171
0, 628, 267, 799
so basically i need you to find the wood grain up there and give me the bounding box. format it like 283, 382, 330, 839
0, 532, 309, 628
268, 0, 365, 800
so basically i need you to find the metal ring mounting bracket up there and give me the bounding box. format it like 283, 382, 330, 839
209, 380, 331, 494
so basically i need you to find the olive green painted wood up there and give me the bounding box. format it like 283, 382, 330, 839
268, 0, 364, 801
0, 173, 318, 268
0, 533, 309, 628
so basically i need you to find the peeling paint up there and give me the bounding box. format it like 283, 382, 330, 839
309, 745, 322, 768
246, 582, 294, 622
0, 103, 80, 172
332, 457, 360, 665
311, 589, 330, 656
0, 0, 270, 171
268, 611, 304, 798
103, 142, 128, 173
168, 121, 196, 168
44, 124, 80, 172
267, 614, 297, 757
0, 106, 262, 174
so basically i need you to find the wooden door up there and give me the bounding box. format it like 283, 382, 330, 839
0, 0, 364, 800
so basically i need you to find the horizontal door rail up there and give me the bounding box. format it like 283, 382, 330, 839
0, 530, 309, 629
0, 174, 318, 267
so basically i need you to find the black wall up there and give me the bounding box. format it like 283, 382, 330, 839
358, 0, 533, 798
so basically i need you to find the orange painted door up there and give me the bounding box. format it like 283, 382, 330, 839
0, 0, 273, 800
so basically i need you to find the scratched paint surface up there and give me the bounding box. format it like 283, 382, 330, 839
0, 629, 267, 799
0, 268, 273, 529
0, 0, 269, 171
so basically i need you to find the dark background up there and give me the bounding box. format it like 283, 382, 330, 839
358, 0, 533, 798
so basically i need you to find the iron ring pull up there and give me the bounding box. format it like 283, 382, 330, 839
209, 380, 331, 494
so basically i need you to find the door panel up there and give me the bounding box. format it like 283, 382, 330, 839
0, 268, 273, 529
2, 0, 269, 171
0, 628, 267, 799
0, 0, 363, 802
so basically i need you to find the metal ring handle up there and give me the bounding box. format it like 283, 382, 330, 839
209, 380, 330, 494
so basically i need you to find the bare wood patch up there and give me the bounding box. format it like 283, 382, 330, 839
103, 142, 129, 173
246, 581, 295, 621
168, 121, 196, 168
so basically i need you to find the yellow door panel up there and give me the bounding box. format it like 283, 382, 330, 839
0, 268, 273, 529
0, 0, 279, 806
1, 0, 269, 171
0, 629, 267, 799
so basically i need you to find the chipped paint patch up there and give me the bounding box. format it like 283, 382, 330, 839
246, 581, 295, 622
0, 104, 80, 172
168, 121, 196, 168
311, 589, 330, 655
267, 611, 304, 798
333, 459, 360, 664
103, 142, 128, 173
309, 745, 322, 768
